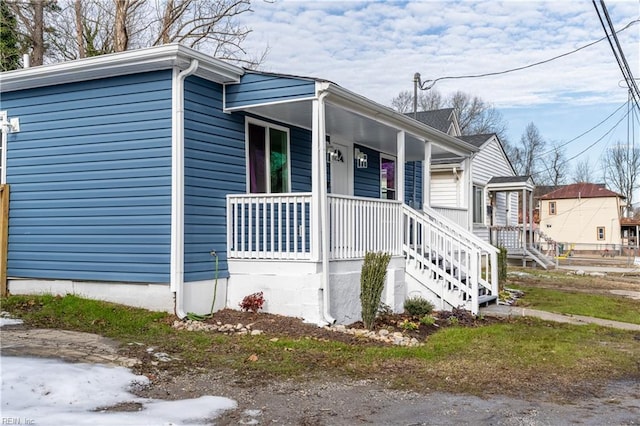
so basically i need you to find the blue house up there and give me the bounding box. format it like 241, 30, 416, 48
0, 45, 498, 324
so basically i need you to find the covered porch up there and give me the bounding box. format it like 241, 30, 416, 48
222, 74, 495, 323
487, 176, 557, 269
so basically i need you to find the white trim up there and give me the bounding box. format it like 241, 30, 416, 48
0, 44, 243, 93
224, 96, 317, 113
317, 82, 478, 157
171, 59, 199, 319
0, 111, 7, 184
396, 131, 405, 205
245, 117, 292, 194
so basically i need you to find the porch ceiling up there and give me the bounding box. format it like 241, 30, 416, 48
243, 100, 458, 161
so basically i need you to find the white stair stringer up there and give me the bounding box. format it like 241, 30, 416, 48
402, 204, 499, 315
526, 246, 556, 269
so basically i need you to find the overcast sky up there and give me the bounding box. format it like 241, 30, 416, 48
238, 0, 640, 184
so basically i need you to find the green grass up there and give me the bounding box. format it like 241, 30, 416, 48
511, 285, 640, 325
2, 294, 639, 398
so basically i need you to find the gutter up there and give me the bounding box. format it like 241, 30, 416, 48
316, 89, 336, 326
172, 59, 199, 319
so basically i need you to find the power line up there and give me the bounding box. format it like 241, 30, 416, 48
538, 101, 629, 157
415, 18, 640, 90
593, 1, 640, 111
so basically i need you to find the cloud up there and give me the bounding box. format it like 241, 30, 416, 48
240, 0, 639, 108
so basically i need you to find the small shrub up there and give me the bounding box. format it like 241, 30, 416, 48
400, 319, 419, 331
404, 296, 434, 317
498, 246, 508, 290
419, 315, 436, 326
448, 316, 459, 326
377, 302, 394, 322
239, 291, 264, 313
360, 251, 392, 330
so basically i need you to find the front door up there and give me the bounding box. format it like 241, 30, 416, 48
380, 155, 396, 200
329, 142, 353, 195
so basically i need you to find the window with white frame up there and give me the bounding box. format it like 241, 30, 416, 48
549, 201, 557, 215
473, 185, 484, 224
597, 226, 605, 241
246, 120, 290, 194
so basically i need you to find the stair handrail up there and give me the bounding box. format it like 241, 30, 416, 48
403, 204, 498, 314
422, 205, 499, 255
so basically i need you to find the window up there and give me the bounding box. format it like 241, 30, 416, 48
549, 201, 556, 215
247, 120, 290, 193
597, 227, 605, 241
473, 185, 484, 224
380, 155, 396, 200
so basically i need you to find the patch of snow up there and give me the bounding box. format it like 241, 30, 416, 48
0, 317, 23, 327
1, 356, 236, 425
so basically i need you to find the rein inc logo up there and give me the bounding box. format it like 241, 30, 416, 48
1, 419, 34, 425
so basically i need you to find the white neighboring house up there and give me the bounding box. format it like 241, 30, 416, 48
413, 110, 554, 268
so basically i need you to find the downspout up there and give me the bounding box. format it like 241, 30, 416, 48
172, 59, 199, 319
317, 89, 336, 325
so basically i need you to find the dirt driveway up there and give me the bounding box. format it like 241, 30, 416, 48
2, 324, 639, 425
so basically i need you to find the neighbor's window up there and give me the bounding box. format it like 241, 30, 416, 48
247, 121, 290, 193
597, 227, 605, 241
549, 201, 556, 215
473, 185, 483, 224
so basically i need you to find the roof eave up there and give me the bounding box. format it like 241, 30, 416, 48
0, 44, 244, 93
318, 82, 478, 157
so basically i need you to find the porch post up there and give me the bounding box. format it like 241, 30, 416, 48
422, 140, 431, 209
529, 189, 534, 248
521, 188, 527, 265
465, 156, 473, 231
397, 131, 405, 204
311, 97, 326, 261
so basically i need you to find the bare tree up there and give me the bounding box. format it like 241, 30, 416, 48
538, 143, 568, 186
8, 0, 58, 66
511, 122, 546, 182
73, 0, 84, 58
572, 159, 593, 183
391, 90, 413, 114
22, 0, 264, 68
391, 87, 507, 142
113, 0, 145, 52
151, 0, 259, 66
601, 143, 640, 210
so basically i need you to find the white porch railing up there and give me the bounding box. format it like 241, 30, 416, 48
328, 195, 402, 260
227, 193, 314, 260
404, 205, 498, 315
490, 226, 557, 269
431, 205, 469, 230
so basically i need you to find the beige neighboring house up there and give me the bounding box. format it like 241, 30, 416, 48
538, 182, 626, 252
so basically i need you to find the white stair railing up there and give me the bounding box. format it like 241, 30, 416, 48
403, 204, 499, 315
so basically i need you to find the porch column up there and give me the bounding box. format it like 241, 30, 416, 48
529, 189, 534, 249
422, 140, 431, 209
396, 131, 405, 204
311, 97, 326, 261
464, 156, 473, 231
521, 188, 527, 266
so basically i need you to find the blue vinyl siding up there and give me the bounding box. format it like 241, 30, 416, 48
183, 76, 245, 281
183, 84, 313, 282
405, 161, 423, 208
289, 126, 312, 192
225, 73, 316, 109
353, 144, 380, 199
2, 70, 173, 283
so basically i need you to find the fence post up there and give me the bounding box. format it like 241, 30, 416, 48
0, 184, 9, 297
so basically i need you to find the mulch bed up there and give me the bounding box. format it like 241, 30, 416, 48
198, 307, 499, 345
